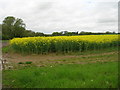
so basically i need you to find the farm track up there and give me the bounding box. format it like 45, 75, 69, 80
2, 41, 118, 67
0, 42, 9, 48
2, 50, 118, 67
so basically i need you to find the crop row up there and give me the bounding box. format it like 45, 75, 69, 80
10, 35, 119, 54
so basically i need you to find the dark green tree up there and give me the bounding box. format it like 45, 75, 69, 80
105, 31, 112, 34
79, 31, 86, 35
35, 32, 44, 36
65, 32, 72, 36
2, 16, 26, 39
24, 30, 35, 37
52, 32, 62, 36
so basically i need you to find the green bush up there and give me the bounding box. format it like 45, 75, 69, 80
18, 62, 24, 64
25, 61, 32, 64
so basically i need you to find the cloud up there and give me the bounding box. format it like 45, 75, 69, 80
0, 0, 118, 33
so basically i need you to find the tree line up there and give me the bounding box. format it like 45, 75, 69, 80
51, 31, 118, 36
1, 16, 119, 40
1, 16, 44, 40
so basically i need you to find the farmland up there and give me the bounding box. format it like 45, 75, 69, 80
10, 35, 119, 54
2, 34, 119, 88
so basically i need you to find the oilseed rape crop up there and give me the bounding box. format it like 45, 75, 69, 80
10, 35, 119, 54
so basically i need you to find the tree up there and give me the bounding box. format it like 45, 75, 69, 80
35, 32, 44, 36
24, 30, 35, 37
52, 32, 62, 36
2, 16, 26, 39
65, 32, 72, 36
79, 31, 93, 35
79, 31, 86, 35
112, 31, 116, 34
105, 31, 112, 34
13, 18, 26, 37
24, 30, 45, 37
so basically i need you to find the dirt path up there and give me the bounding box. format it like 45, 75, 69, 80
0, 42, 9, 48
2, 50, 118, 68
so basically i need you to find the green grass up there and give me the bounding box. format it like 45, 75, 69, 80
2, 46, 118, 88
3, 62, 118, 88
2, 40, 10, 53
2, 46, 11, 53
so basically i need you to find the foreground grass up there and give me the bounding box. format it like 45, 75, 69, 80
2, 46, 11, 53
3, 62, 118, 88
3, 46, 118, 88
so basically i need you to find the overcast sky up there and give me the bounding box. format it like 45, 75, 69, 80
0, 0, 118, 34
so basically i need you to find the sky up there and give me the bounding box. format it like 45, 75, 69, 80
0, 0, 119, 34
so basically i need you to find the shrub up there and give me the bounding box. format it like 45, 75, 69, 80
25, 61, 32, 64
18, 62, 24, 64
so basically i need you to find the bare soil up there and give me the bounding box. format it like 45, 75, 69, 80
0, 42, 9, 48
2, 41, 118, 68
2, 50, 118, 68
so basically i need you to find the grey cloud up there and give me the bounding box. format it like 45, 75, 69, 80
0, 0, 118, 33
97, 19, 117, 23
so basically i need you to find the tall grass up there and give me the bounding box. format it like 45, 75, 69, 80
10, 35, 119, 54
3, 62, 118, 88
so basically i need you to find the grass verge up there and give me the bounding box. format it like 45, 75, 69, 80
2, 46, 11, 53
3, 62, 118, 88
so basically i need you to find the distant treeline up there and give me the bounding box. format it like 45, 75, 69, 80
51, 31, 119, 36
1, 16, 119, 40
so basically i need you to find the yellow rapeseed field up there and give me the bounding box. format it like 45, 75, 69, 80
10, 35, 119, 54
